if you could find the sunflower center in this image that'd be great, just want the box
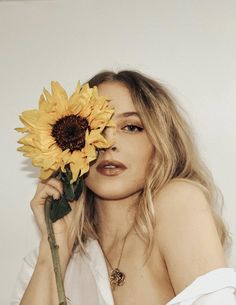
[51,115,90,152]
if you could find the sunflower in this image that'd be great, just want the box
[16,81,115,183]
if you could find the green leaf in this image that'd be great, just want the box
[50,196,72,222]
[59,166,71,180]
[64,181,74,201]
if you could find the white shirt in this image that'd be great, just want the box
[11,239,236,305]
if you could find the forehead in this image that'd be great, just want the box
[97,81,136,115]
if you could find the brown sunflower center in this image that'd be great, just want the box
[51,115,90,152]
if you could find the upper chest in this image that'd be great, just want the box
[103,233,176,305]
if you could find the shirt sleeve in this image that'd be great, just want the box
[166,267,236,305]
[10,248,38,305]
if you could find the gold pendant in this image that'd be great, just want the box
[110,268,125,288]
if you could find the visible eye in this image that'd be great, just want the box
[122,124,144,133]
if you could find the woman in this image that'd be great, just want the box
[12,70,236,305]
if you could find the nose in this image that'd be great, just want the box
[100,143,117,153]
[101,126,117,152]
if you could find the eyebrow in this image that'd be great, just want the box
[115,112,140,118]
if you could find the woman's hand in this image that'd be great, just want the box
[30,178,77,261]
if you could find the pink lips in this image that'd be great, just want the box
[96,160,127,176]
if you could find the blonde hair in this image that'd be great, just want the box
[70,70,232,259]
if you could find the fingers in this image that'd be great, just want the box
[45,178,63,195]
[40,184,61,200]
[30,178,64,208]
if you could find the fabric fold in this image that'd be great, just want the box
[166,267,236,305]
[85,239,115,305]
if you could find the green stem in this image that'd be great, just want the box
[44,198,67,305]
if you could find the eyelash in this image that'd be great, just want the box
[121,123,144,133]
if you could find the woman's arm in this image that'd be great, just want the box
[18,237,70,305]
[154,179,227,295]
[16,178,76,305]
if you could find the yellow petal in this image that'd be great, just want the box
[68,92,84,113]
[32,158,43,168]
[40,168,54,180]
[43,88,55,105]
[34,133,55,150]
[18,134,35,146]
[69,150,83,182]
[106,120,116,127]
[91,85,98,97]
[80,105,92,118]
[90,119,106,130]
[80,83,90,93]
[15,127,29,133]
[70,150,83,163]
[79,161,89,177]
[42,157,58,170]
[86,130,106,145]
[80,84,93,102]
[51,81,68,113]
[60,151,70,172]
[75,81,81,93]
[20,110,40,128]
[70,162,80,183]
[60,149,71,163]
[51,81,68,101]
[70,152,90,182]
[38,94,47,111]
[82,143,97,163]
[17,145,37,154]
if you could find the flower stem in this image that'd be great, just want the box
[44,197,67,305]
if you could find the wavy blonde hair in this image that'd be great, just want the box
[70,70,232,259]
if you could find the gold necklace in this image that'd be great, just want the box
[97,227,132,289]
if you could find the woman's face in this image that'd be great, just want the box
[84,81,154,200]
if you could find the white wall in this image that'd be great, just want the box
[1,0,236,303]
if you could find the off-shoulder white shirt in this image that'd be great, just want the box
[11,239,236,305]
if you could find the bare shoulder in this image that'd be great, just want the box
[154,179,210,217]
[153,179,227,294]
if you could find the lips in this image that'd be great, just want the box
[96,160,127,176]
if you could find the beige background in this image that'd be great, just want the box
[0,0,235,304]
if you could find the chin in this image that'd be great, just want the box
[85,182,143,201]
[87,187,128,200]
[96,193,129,201]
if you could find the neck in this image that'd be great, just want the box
[94,192,140,245]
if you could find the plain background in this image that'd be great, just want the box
[0,0,235,304]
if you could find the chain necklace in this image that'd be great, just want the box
[97,227,132,290]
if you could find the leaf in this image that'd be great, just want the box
[50,196,72,222]
[60,166,72,183]
[64,181,74,201]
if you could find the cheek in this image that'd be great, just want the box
[132,146,155,185]
[84,165,97,189]
[126,139,154,170]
